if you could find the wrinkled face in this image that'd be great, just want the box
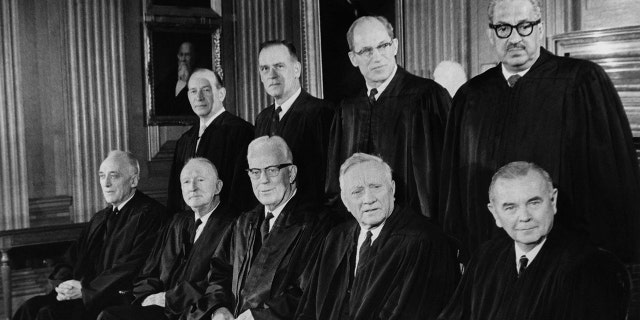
[348,19,398,87]
[99,156,138,207]
[188,77,225,119]
[180,161,222,213]
[177,42,194,68]
[489,0,543,72]
[247,146,297,211]
[340,161,395,229]
[488,171,557,252]
[258,44,301,103]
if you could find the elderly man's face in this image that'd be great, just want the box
[259,44,301,103]
[341,161,395,230]
[247,145,297,211]
[348,19,398,87]
[488,171,557,252]
[177,42,194,68]
[99,156,138,207]
[489,0,543,72]
[188,76,224,119]
[180,160,222,214]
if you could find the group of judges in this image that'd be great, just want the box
[14,0,639,319]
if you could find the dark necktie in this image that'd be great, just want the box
[518,255,529,277]
[508,74,521,87]
[270,106,282,136]
[357,231,373,272]
[368,88,378,105]
[261,212,274,244]
[105,207,119,239]
[191,218,202,244]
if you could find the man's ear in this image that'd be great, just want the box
[550,188,558,215]
[218,87,227,102]
[487,202,503,228]
[288,165,298,184]
[294,61,302,78]
[487,28,495,47]
[130,174,139,188]
[348,51,358,67]
[215,179,224,195]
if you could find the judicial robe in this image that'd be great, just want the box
[255,90,334,204]
[13,190,166,320]
[437,227,631,320]
[325,66,451,219]
[296,206,460,320]
[439,48,640,263]
[155,73,195,117]
[167,111,256,214]
[187,194,333,320]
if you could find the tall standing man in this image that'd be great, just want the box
[168,68,256,214]
[326,16,451,220]
[13,151,166,320]
[440,0,640,263]
[255,40,334,204]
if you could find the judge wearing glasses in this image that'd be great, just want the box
[325,15,451,221]
[187,135,333,320]
[440,0,640,263]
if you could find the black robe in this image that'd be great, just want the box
[187,194,333,320]
[13,190,166,320]
[255,90,334,204]
[296,206,460,320]
[155,72,195,117]
[167,111,256,214]
[325,66,451,219]
[439,48,640,263]
[437,227,631,320]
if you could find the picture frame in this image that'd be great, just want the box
[143,19,222,125]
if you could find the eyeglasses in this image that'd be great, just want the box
[489,19,541,39]
[246,163,292,179]
[352,41,394,58]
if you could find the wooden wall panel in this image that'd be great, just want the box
[0,0,29,230]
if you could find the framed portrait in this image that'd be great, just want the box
[143,20,222,125]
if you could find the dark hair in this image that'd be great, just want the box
[259,40,299,62]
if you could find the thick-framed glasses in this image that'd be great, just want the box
[246,163,292,179]
[489,19,541,39]
[353,41,394,58]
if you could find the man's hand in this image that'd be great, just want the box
[141,292,166,307]
[211,307,235,320]
[55,280,82,301]
[235,309,254,320]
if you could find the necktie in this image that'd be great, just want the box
[357,231,373,272]
[270,106,282,136]
[518,255,529,277]
[105,208,119,239]
[368,88,378,105]
[508,74,521,87]
[261,212,274,244]
[195,124,206,151]
[191,218,203,243]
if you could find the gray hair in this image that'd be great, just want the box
[339,153,393,190]
[346,16,395,50]
[105,150,140,176]
[183,157,219,179]
[488,0,542,23]
[247,135,293,163]
[488,161,553,202]
[189,68,224,89]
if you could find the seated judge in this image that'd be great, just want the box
[187,136,332,320]
[98,158,238,320]
[297,153,460,320]
[438,161,630,320]
[13,151,166,320]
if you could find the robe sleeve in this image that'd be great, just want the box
[225,124,257,213]
[168,135,190,214]
[293,239,326,320]
[436,253,479,320]
[324,104,344,206]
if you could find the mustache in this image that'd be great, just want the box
[507,43,526,50]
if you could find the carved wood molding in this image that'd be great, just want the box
[299,0,324,98]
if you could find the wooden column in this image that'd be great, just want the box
[299,0,324,98]
[66,0,129,222]
[0,0,29,231]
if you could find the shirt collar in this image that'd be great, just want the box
[501,64,530,84]
[264,189,297,222]
[114,191,136,212]
[358,220,385,245]
[275,88,302,119]
[366,64,398,100]
[194,201,219,225]
[199,107,226,133]
[514,236,547,271]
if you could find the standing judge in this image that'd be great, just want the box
[98,158,237,320]
[167,68,255,214]
[187,136,332,320]
[255,40,334,204]
[13,151,166,320]
[297,153,460,320]
[325,15,451,220]
[439,0,640,263]
[438,161,630,320]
